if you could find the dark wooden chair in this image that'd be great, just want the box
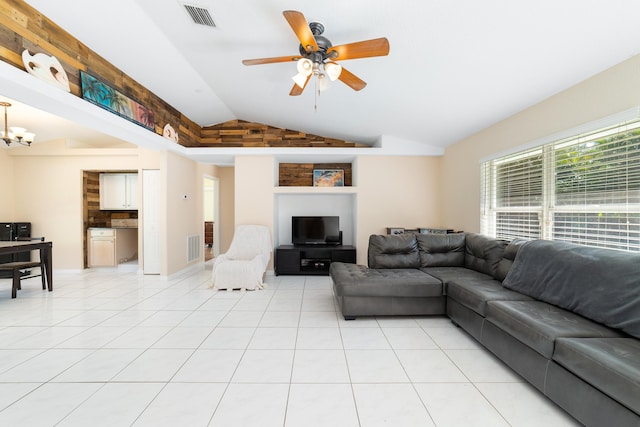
[0,237,46,298]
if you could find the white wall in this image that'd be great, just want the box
[0,149,15,220]
[233,155,443,266]
[218,167,235,253]
[203,178,214,222]
[3,140,218,275]
[10,140,147,270]
[442,54,640,234]
[234,157,275,261]
[163,151,218,275]
[275,193,356,246]
[354,156,442,264]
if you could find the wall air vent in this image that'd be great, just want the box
[183,4,216,27]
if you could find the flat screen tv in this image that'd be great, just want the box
[292,216,340,245]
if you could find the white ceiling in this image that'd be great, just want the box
[10,0,640,155]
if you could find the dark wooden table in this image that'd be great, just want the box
[0,241,53,292]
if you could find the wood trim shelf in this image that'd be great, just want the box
[273,186,357,194]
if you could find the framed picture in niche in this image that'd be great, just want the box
[313,169,344,187]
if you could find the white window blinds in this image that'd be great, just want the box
[481,119,640,252]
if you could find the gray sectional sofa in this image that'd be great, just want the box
[329,232,640,427]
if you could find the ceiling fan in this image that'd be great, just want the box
[242,10,390,96]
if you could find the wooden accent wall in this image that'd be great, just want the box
[0,0,200,145]
[200,120,365,148]
[279,163,353,187]
[0,0,368,150]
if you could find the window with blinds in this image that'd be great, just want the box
[481,118,640,252]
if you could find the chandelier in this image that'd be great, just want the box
[1,102,35,146]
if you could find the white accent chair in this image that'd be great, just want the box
[211,225,272,291]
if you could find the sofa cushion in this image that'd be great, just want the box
[367,234,420,269]
[330,262,442,297]
[493,238,527,282]
[503,240,640,339]
[416,233,465,267]
[464,233,509,276]
[485,300,622,358]
[447,279,533,316]
[421,266,493,294]
[553,338,640,415]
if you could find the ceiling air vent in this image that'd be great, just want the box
[183,4,216,27]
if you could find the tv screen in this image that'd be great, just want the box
[292,216,340,245]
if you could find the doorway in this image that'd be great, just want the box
[203,176,219,261]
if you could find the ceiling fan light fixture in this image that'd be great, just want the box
[324,62,342,81]
[318,73,332,92]
[293,57,314,88]
[296,58,313,75]
[242,10,388,96]
[292,72,309,88]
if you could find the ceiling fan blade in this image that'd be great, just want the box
[283,10,318,52]
[242,55,301,66]
[337,66,367,91]
[327,37,390,61]
[289,74,311,96]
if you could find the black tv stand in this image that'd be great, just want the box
[275,244,356,276]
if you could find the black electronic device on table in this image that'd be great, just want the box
[291,216,341,246]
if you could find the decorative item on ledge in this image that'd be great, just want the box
[386,228,405,235]
[162,123,179,142]
[80,71,155,131]
[313,169,344,187]
[386,227,457,235]
[1,102,35,146]
[419,227,455,234]
[22,50,70,92]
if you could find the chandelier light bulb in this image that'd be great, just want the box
[10,127,26,139]
[23,132,35,143]
[1,102,35,146]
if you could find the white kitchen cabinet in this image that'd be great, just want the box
[87,228,138,267]
[87,228,116,267]
[100,173,138,210]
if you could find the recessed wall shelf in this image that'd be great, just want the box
[273,186,357,194]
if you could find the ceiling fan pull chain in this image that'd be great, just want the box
[314,78,318,112]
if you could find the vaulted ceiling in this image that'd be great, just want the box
[13,0,640,155]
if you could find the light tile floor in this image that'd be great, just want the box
[0,266,581,426]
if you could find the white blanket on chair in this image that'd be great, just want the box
[210,224,272,291]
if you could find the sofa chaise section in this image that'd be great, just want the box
[331,234,444,319]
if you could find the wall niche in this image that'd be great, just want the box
[278,163,353,187]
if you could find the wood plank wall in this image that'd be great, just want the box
[0,0,367,149]
[200,120,365,148]
[0,0,200,145]
[279,163,353,187]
